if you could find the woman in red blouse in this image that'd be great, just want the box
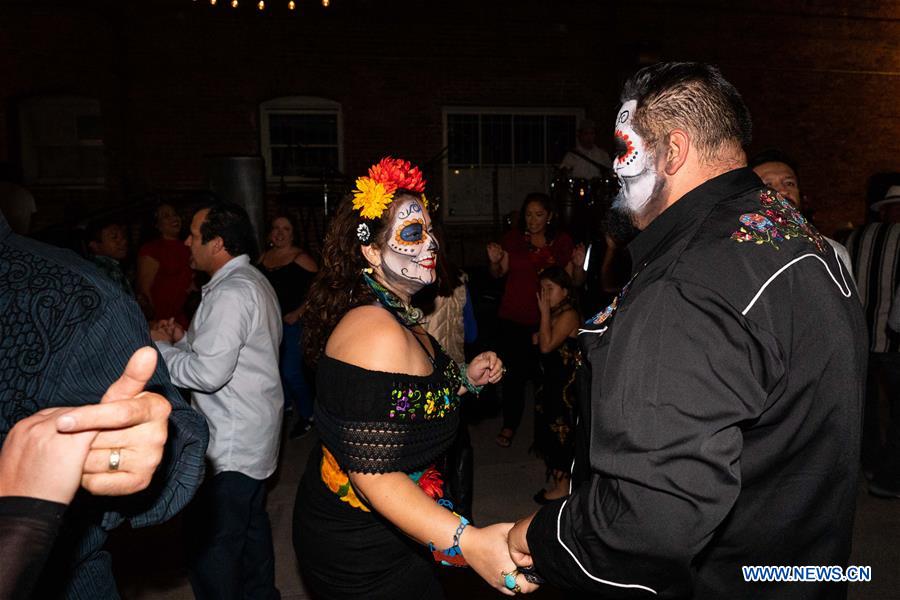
[137,203,193,329]
[486,193,583,448]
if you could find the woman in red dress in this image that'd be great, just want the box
[137,203,193,329]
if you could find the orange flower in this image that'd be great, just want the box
[368,157,426,193]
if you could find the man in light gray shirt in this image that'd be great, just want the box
[152,202,282,600]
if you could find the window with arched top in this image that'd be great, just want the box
[259,96,343,183]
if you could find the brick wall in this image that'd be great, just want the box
[0,0,897,253]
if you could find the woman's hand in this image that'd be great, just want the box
[486,242,506,265]
[459,523,540,595]
[467,351,504,387]
[0,409,98,504]
[536,289,551,317]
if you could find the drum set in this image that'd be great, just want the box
[550,165,619,243]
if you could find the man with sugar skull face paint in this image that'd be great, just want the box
[612,99,661,218]
[506,63,866,599]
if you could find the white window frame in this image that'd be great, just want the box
[441,106,584,223]
[259,96,343,185]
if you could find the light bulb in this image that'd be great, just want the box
[322,0,329,6]
[257,0,264,8]
[288,0,295,8]
[210,0,217,5]
[231,0,238,7]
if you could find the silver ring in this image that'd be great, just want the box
[108,448,121,471]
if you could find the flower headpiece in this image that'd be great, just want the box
[352,157,427,221]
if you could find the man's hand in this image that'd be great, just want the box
[0,409,98,504]
[508,512,537,569]
[150,318,184,344]
[57,347,172,496]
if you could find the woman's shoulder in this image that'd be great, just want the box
[327,306,412,372]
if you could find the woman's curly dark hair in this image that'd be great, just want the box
[302,192,419,365]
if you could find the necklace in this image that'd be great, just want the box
[362,271,424,327]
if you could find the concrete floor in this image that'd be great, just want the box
[111,395,900,599]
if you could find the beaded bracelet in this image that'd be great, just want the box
[428,514,469,568]
[462,363,484,396]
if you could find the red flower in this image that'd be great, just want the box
[368,157,426,193]
[416,466,445,499]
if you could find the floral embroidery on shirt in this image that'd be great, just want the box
[389,385,458,420]
[731,189,827,253]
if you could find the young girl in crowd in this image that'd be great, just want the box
[531,266,580,504]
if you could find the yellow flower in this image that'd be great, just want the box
[353,177,394,219]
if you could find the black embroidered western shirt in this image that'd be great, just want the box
[0,213,209,599]
[527,168,867,599]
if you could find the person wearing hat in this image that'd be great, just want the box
[559,118,612,179]
[846,178,900,499]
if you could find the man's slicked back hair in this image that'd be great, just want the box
[621,62,752,163]
[200,202,259,261]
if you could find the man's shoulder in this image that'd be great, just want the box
[673,187,843,309]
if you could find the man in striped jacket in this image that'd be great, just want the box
[846,181,900,498]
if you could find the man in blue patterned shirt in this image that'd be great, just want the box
[0,209,209,599]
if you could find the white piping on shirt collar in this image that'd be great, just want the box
[741,246,853,316]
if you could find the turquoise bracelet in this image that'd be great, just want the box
[462,363,484,396]
[428,514,469,568]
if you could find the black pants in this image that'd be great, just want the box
[187,471,280,600]
[864,352,900,486]
[498,319,539,432]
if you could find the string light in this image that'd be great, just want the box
[231,0,238,6]
[322,0,329,6]
[288,0,295,8]
[257,0,264,8]
[210,0,217,5]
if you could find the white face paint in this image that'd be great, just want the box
[380,196,438,295]
[612,99,659,216]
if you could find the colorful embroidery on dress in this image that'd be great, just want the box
[321,449,449,513]
[320,446,370,512]
[731,189,827,253]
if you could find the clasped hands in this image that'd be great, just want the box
[0,347,171,505]
[150,317,185,344]
[463,515,540,595]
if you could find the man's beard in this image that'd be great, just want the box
[608,169,667,239]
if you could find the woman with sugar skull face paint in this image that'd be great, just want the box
[294,158,537,599]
